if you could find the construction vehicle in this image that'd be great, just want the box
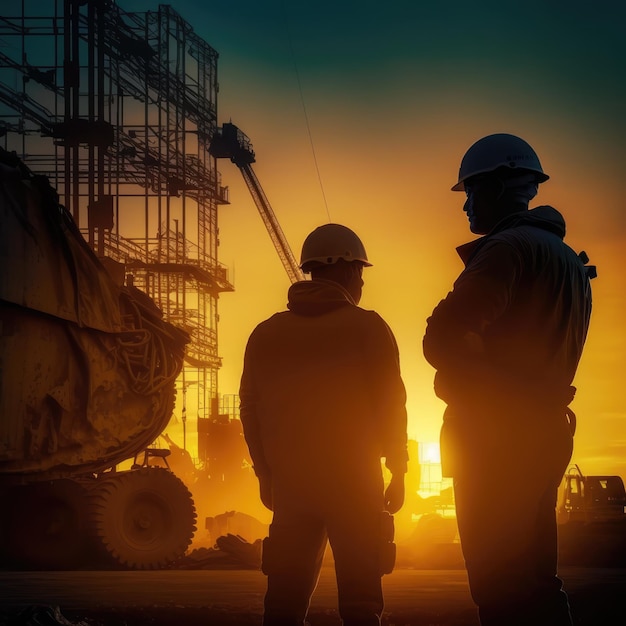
[209,122,305,284]
[0,149,197,570]
[557,464,626,567]
[0,3,307,573]
[557,464,626,524]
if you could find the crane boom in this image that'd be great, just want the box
[209,123,305,283]
[238,161,304,284]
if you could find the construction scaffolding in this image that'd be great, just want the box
[0,0,234,462]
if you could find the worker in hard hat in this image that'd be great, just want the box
[239,223,408,626]
[423,133,594,626]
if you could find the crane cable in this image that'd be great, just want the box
[280,1,332,223]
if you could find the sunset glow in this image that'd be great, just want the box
[18,0,624,483]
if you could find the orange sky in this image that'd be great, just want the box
[213,108,626,480]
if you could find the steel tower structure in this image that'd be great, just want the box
[0,0,233,461]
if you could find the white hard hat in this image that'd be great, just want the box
[299,223,371,271]
[452,133,549,191]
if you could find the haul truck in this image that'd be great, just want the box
[0,148,196,570]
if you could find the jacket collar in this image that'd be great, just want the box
[456,205,566,266]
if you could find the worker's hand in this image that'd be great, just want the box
[384,474,405,514]
[258,474,273,511]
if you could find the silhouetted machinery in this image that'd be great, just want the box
[0,148,197,570]
[557,464,626,567]
[558,464,626,524]
[209,122,305,284]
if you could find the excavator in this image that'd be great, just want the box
[0,148,197,570]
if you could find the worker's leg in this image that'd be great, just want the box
[262,510,327,626]
[454,418,573,626]
[520,479,573,626]
[457,480,572,625]
[327,507,384,626]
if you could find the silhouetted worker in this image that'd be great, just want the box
[423,133,594,626]
[239,224,408,626]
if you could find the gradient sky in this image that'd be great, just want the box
[121,1,626,477]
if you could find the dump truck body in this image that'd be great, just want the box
[0,148,196,569]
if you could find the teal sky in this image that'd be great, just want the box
[224,4,620,107]
[125,1,625,127]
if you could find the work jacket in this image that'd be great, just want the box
[239,278,408,505]
[423,205,593,420]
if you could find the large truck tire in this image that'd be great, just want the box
[90,467,196,569]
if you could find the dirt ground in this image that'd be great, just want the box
[0,565,624,626]
[2,519,625,625]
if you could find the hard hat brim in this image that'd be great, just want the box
[451,169,550,192]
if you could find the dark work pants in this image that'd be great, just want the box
[261,504,383,626]
[449,411,574,626]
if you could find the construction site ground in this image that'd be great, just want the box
[0,565,624,626]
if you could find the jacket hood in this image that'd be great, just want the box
[287,278,355,316]
[457,205,566,265]
[502,205,566,237]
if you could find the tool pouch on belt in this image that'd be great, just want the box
[379,511,396,575]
